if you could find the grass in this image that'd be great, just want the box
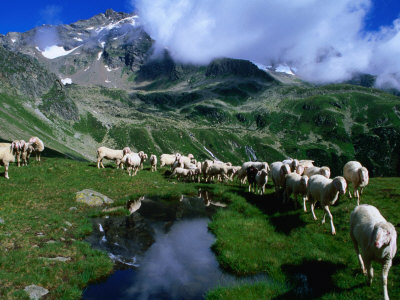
[206,178,400,299]
[1,155,399,299]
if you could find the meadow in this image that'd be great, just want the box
[0,156,399,299]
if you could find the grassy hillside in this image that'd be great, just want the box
[0,157,399,299]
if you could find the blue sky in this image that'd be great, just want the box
[0,0,399,35]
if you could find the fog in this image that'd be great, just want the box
[134,0,400,89]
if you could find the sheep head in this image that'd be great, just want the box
[372,222,397,258]
[291,159,299,171]
[296,165,305,175]
[123,147,132,156]
[359,167,369,187]
[187,153,194,160]
[333,176,347,195]
[300,175,309,188]
[320,167,331,179]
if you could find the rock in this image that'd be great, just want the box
[76,189,114,207]
[41,256,71,262]
[69,207,78,211]
[24,285,49,299]
[45,240,56,244]
[0,218,4,224]
[64,221,72,227]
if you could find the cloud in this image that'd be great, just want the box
[39,5,63,25]
[134,0,400,89]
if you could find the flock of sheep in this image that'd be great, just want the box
[96,146,397,300]
[0,137,44,179]
[0,140,396,299]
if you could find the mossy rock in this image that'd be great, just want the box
[76,189,114,207]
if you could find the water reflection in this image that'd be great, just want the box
[83,195,263,300]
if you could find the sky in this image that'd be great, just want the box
[0,0,400,88]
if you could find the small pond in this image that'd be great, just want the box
[82,191,264,299]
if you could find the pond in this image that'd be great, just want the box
[82,191,262,299]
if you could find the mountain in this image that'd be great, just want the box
[1,9,400,177]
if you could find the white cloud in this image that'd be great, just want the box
[134,0,400,89]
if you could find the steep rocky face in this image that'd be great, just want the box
[0,45,56,98]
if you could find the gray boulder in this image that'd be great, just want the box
[76,189,114,207]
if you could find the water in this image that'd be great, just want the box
[83,194,253,300]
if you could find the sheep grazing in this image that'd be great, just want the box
[307,175,347,235]
[206,163,229,183]
[122,152,142,176]
[171,167,191,181]
[254,169,269,195]
[28,136,44,161]
[282,158,299,172]
[284,173,309,210]
[160,154,176,168]
[350,204,397,300]
[270,162,292,194]
[150,154,157,172]
[21,143,33,166]
[0,144,17,179]
[138,151,148,170]
[97,146,127,169]
[343,161,369,206]
[304,166,331,179]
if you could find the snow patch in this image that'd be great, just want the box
[105,65,119,72]
[97,51,103,60]
[86,26,94,30]
[100,41,105,48]
[105,79,111,83]
[36,45,82,59]
[94,16,138,34]
[275,64,295,75]
[61,78,72,85]
[73,37,83,42]
[84,66,90,72]
[77,32,83,36]
[11,38,16,43]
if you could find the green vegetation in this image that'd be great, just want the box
[1,156,399,299]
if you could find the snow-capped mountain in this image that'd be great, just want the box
[0,9,152,89]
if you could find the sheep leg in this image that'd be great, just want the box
[310,202,317,220]
[348,188,352,198]
[303,196,307,212]
[4,163,9,179]
[356,188,360,206]
[382,258,392,300]
[323,205,335,235]
[352,238,366,275]
[366,259,373,286]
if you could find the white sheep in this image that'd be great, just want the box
[299,159,314,168]
[28,136,44,161]
[343,161,369,206]
[201,160,214,181]
[0,144,17,179]
[11,140,23,167]
[21,143,33,166]
[97,146,126,169]
[160,154,176,168]
[171,167,191,181]
[236,161,270,184]
[270,162,292,194]
[254,169,269,195]
[150,154,157,172]
[307,175,347,235]
[350,204,397,300]
[122,152,145,176]
[284,173,309,210]
[282,158,299,172]
[304,166,331,179]
[138,151,148,170]
[174,153,195,169]
[207,164,229,183]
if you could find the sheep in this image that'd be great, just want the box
[282,158,299,172]
[0,144,17,179]
[299,159,314,168]
[11,140,23,167]
[138,151,148,170]
[307,175,347,235]
[122,152,145,176]
[160,154,176,168]
[255,169,269,195]
[28,137,44,161]
[150,154,157,172]
[202,160,214,182]
[171,167,191,181]
[270,162,292,194]
[236,161,270,184]
[247,166,259,193]
[175,153,195,169]
[304,166,331,179]
[343,161,369,206]
[206,164,229,183]
[350,204,397,300]
[21,143,33,166]
[284,173,309,210]
[227,166,240,181]
[97,146,126,169]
